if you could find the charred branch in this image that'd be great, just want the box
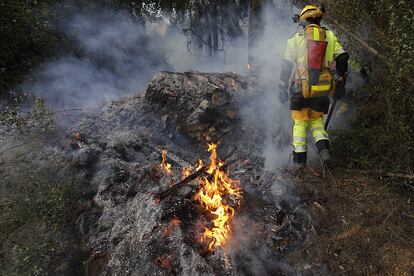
[154,148,237,201]
[147,142,192,168]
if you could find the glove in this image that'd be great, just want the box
[278,84,289,103]
[332,73,347,100]
[290,91,303,110]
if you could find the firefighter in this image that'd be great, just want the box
[279,5,349,168]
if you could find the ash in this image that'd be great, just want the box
[4,72,310,275]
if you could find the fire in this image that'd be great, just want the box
[160,150,173,176]
[181,167,191,180]
[72,132,81,140]
[171,217,181,226]
[182,158,203,179]
[196,143,242,251]
[157,144,242,251]
[196,159,204,171]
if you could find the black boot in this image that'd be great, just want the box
[316,140,333,167]
[293,151,307,169]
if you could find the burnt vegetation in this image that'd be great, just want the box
[0,0,413,275]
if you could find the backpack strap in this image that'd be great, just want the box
[295,24,332,99]
[304,24,327,42]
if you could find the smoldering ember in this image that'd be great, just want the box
[1,1,413,276]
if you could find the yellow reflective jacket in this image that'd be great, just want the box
[284,28,345,69]
[284,27,345,121]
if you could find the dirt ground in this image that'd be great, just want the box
[286,165,414,275]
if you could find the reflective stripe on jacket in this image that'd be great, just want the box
[284,30,345,67]
[284,28,345,121]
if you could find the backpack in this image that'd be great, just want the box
[295,24,334,99]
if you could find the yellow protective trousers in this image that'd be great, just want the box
[292,117,329,153]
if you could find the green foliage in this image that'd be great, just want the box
[324,0,414,172]
[0,97,54,135]
[0,168,77,234]
[348,1,414,172]
[0,0,249,96]
[0,165,80,275]
[0,98,79,274]
[0,0,61,95]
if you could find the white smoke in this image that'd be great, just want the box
[239,1,299,169]
[22,1,301,171]
[25,5,248,108]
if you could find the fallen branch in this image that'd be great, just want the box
[382,172,414,181]
[324,15,414,85]
[0,141,38,155]
[155,164,206,201]
[154,147,237,201]
[155,159,237,201]
[344,169,414,181]
[353,182,390,201]
[147,142,192,168]
[324,16,391,68]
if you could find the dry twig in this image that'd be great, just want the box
[344,168,414,181]
[353,182,390,201]
[0,141,38,155]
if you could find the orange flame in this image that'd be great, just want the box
[72,132,81,140]
[196,143,242,251]
[160,150,173,176]
[157,144,242,251]
[196,159,204,171]
[182,167,191,180]
[171,217,181,226]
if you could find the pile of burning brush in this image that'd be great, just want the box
[156,143,243,252]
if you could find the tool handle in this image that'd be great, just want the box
[325,98,338,130]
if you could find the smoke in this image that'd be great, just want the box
[20,0,361,168]
[227,215,300,275]
[22,0,298,168]
[3,2,365,274]
[240,0,364,169]
[24,5,248,109]
[26,8,167,107]
[19,1,301,175]
[23,1,307,175]
[239,1,298,170]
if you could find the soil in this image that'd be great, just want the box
[286,166,414,275]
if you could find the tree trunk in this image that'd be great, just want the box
[248,0,264,67]
[212,1,219,55]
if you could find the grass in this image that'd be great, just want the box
[0,164,81,275]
